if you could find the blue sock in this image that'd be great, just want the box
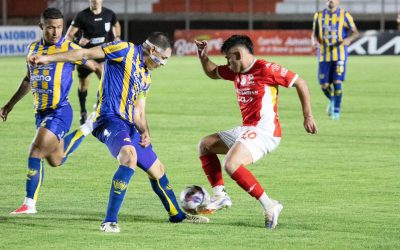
[62,129,85,165]
[333,83,343,113]
[322,86,333,101]
[104,165,134,223]
[149,174,186,223]
[26,157,44,201]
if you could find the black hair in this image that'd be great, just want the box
[221,35,254,55]
[147,32,172,51]
[41,8,63,20]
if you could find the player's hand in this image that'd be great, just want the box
[311,42,319,51]
[79,37,90,46]
[139,131,151,148]
[342,38,351,46]
[29,55,50,66]
[304,116,317,134]
[0,104,13,122]
[194,40,208,59]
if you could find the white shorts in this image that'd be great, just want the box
[218,126,281,163]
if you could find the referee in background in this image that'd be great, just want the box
[66,0,121,124]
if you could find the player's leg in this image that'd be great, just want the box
[93,117,136,233]
[77,66,91,125]
[331,60,346,120]
[198,133,231,210]
[319,61,334,116]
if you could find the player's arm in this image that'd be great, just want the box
[29,46,106,66]
[0,68,31,121]
[113,21,121,41]
[292,76,318,134]
[134,97,151,147]
[342,25,359,46]
[82,59,103,79]
[195,40,219,79]
[311,13,320,51]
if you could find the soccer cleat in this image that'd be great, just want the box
[80,111,96,136]
[184,214,210,224]
[80,112,87,125]
[331,112,340,120]
[264,200,283,229]
[10,204,37,215]
[326,100,335,117]
[100,222,120,233]
[199,192,232,214]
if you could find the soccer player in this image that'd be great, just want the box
[30,32,210,233]
[195,35,318,229]
[311,0,359,120]
[0,8,100,215]
[66,0,121,124]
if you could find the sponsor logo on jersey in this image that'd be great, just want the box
[31,88,53,94]
[237,89,258,95]
[123,137,131,142]
[281,68,288,77]
[238,96,254,104]
[30,75,52,82]
[239,74,255,86]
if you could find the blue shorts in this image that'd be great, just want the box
[92,115,158,171]
[35,104,73,141]
[318,60,346,84]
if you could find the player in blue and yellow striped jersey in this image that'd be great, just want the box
[0,8,101,215]
[30,32,210,232]
[312,0,359,120]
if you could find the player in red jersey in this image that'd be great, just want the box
[195,35,317,229]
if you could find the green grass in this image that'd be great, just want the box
[0,55,399,249]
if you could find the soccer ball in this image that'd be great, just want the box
[180,185,210,214]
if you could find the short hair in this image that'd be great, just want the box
[41,8,63,21]
[221,35,254,55]
[147,32,172,51]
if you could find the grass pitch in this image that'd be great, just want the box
[0,55,399,249]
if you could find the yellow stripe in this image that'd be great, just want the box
[338,9,345,60]
[103,42,129,55]
[332,12,338,61]
[324,12,331,62]
[95,76,104,119]
[26,42,37,61]
[63,130,83,157]
[51,42,68,108]
[157,179,179,216]
[33,43,44,110]
[33,160,44,201]
[119,45,134,118]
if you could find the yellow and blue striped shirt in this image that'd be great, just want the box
[97,41,151,124]
[313,8,356,62]
[27,37,85,112]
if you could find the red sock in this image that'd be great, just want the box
[200,154,224,187]
[230,165,265,199]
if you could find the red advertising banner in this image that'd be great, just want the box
[174,30,313,56]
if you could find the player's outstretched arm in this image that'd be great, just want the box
[0,69,31,122]
[293,77,318,134]
[29,46,106,66]
[194,40,219,79]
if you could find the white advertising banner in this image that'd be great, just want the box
[0,26,42,57]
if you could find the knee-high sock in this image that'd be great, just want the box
[333,83,343,113]
[200,154,224,187]
[230,165,264,199]
[62,129,85,165]
[104,165,134,223]
[26,157,44,202]
[322,85,333,101]
[78,89,87,114]
[149,174,185,223]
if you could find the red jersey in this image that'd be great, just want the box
[217,59,298,137]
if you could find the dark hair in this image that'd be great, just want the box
[221,35,254,55]
[147,32,172,51]
[41,8,63,20]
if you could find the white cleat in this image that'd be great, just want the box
[184,214,210,224]
[10,204,37,215]
[199,192,232,214]
[264,200,283,229]
[80,111,96,136]
[100,222,120,233]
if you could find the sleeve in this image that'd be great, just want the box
[312,12,318,34]
[101,41,130,61]
[68,42,87,65]
[111,11,117,26]
[70,12,81,28]
[344,12,356,30]
[264,62,298,88]
[216,65,235,81]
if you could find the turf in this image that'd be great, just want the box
[0,55,399,249]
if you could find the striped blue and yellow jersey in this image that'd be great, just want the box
[96,41,151,124]
[313,8,356,62]
[26,37,86,112]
